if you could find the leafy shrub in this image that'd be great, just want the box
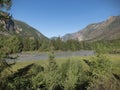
[87,55,120,90]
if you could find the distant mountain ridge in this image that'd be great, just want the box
[62,15,120,41]
[0,11,47,40]
[14,20,48,40]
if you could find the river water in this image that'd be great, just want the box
[8,50,95,62]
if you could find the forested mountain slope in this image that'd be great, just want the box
[0,11,49,52]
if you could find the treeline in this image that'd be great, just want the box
[50,37,120,54]
[0,35,120,54]
[0,54,120,90]
[0,35,47,54]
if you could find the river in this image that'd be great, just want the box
[8,50,95,62]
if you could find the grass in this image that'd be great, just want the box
[105,54,120,75]
[1,54,119,90]
[11,54,120,72]
[7,54,120,84]
[5,53,118,78]
[10,56,90,72]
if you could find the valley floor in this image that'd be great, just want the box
[11,53,120,73]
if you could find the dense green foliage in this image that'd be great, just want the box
[0,1,120,89]
[50,38,120,54]
[0,35,120,53]
[1,20,120,90]
[0,35,48,53]
[0,54,120,90]
[0,36,22,53]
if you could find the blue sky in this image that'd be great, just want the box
[10,0,120,38]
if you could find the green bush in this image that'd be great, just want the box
[0,54,120,90]
[87,55,120,90]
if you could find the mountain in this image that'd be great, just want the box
[0,11,47,40]
[51,36,58,40]
[14,20,48,40]
[62,15,120,41]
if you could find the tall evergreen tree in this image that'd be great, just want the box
[0,0,12,10]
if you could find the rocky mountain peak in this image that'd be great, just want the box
[0,11,48,40]
[0,11,15,32]
[62,15,120,41]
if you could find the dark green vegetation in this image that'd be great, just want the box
[1,34,120,54]
[0,0,120,90]
[0,54,120,90]
[0,12,48,52]
[0,2,120,53]
[50,37,120,54]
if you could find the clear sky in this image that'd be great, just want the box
[10,0,120,38]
